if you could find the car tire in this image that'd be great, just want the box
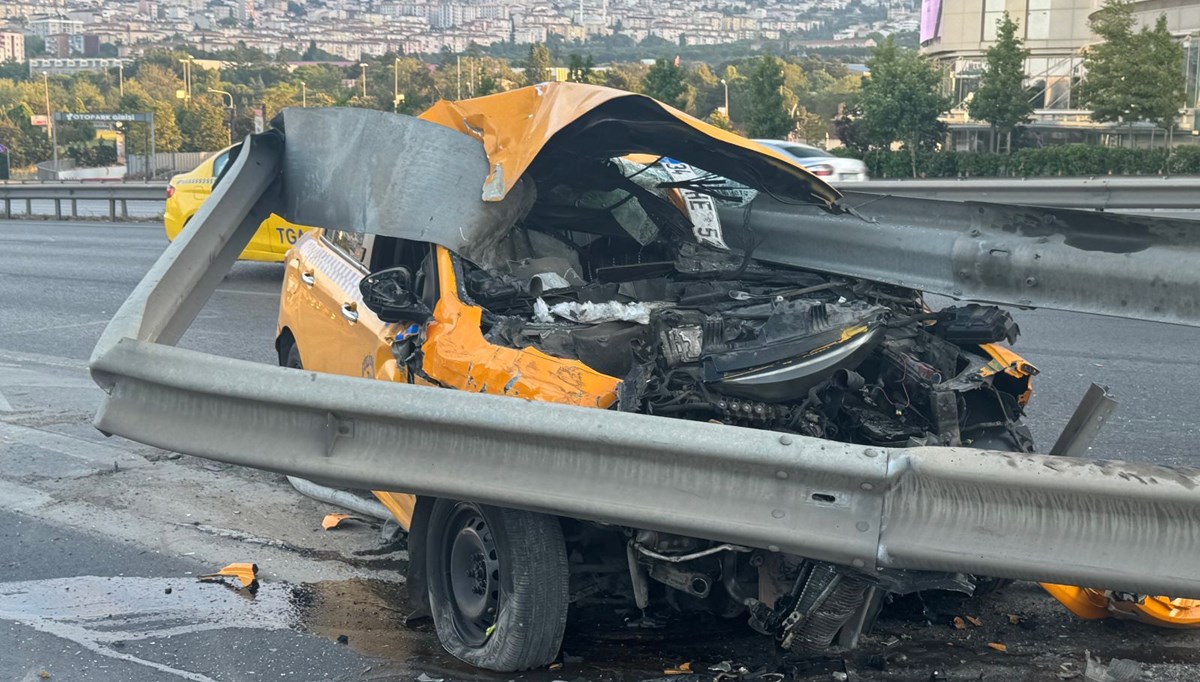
[283,342,302,369]
[425,499,568,672]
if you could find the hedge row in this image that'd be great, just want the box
[831,145,1200,178]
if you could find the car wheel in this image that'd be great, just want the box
[284,342,302,369]
[425,499,568,672]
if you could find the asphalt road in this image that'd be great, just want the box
[1,219,1199,681]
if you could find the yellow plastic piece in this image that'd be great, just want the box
[199,562,259,589]
[1041,584,1111,619]
[321,513,358,530]
[978,343,1038,406]
[1109,596,1200,628]
[1042,584,1200,628]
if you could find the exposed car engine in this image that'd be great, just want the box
[414,155,1036,651]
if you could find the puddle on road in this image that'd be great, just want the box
[0,574,762,682]
[0,576,306,681]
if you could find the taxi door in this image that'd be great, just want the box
[294,229,392,379]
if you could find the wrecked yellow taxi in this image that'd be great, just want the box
[262,84,1197,672]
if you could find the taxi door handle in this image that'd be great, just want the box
[341,302,359,324]
[300,271,315,287]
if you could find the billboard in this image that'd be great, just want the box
[920,0,943,44]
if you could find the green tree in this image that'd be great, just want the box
[858,37,951,176]
[969,12,1032,153]
[644,58,686,108]
[1079,0,1138,143]
[178,100,229,150]
[566,54,594,83]
[747,55,792,138]
[120,85,182,162]
[603,62,648,93]
[524,43,551,85]
[1139,15,1186,143]
[705,109,734,131]
[133,63,185,102]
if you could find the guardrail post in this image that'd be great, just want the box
[109,198,116,221]
[54,198,62,220]
[70,198,78,218]
[3,198,10,219]
[121,199,128,219]
[24,198,30,215]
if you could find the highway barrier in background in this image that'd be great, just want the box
[0,181,166,220]
[853,176,1200,210]
[8,176,1200,222]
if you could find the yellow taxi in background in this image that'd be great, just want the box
[164,146,312,262]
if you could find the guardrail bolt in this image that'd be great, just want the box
[851,559,866,568]
[778,435,793,445]
[771,509,786,519]
[969,228,981,237]
[776,470,789,480]
[863,448,879,458]
[1025,276,1038,287]
[860,482,874,491]
[856,522,870,532]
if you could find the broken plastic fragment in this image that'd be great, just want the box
[664,662,693,675]
[987,642,1008,652]
[322,513,363,530]
[966,615,983,627]
[198,562,258,589]
[1084,651,1141,682]
[952,616,966,630]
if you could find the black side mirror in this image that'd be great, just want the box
[359,266,432,323]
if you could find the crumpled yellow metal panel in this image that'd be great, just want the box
[417,82,840,206]
[1043,584,1200,628]
[420,247,621,408]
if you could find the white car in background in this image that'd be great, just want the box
[754,139,870,184]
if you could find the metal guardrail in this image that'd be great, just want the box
[89,128,1200,599]
[6,176,1200,221]
[854,176,1200,209]
[719,191,1200,328]
[0,182,166,220]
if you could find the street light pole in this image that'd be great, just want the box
[42,71,52,139]
[359,63,368,98]
[301,81,307,107]
[178,56,195,102]
[393,57,399,110]
[117,63,124,97]
[208,88,234,145]
[720,78,729,118]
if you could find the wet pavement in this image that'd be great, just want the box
[2,220,1200,680]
